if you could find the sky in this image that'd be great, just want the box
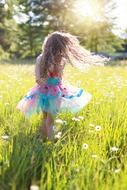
[12,0,127,37]
[113,0,127,35]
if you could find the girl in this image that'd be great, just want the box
[17,31,106,140]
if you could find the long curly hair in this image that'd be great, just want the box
[40,31,107,78]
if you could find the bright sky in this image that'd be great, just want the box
[73,0,127,36]
[114,0,127,30]
[12,0,127,36]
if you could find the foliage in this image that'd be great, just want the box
[0,0,125,59]
[0,0,19,58]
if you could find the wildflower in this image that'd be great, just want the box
[72,117,80,121]
[30,185,39,190]
[92,154,98,158]
[110,146,119,152]
[55,119,64,124]
[95,125,102,131]
[89,123,94,127]
[114,168,120,173]
[55,131,62,139]
[82,143,88,149]
[78,116,84,120]
[53,125,57,131]
[1,135,9,140]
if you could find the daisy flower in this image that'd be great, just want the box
[110,146,119,152]
[82,143,88,149]
[95,125,102,131]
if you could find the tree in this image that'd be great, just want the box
[0,0,19,59]
[0,0,125,59]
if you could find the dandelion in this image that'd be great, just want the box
[72,117,80,121]
[1,135,9,140]
[55,131,62,139]
[82,143,88,149]
[30,185,39,190]
[89,123,94,127]
[110,146,119,152]
[95,125,102,131]
[55,119,64,124]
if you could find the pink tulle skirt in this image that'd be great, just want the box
[17,77,92,117]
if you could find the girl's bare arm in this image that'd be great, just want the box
[35,55,47,85]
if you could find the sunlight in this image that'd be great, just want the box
[73,0,100,21]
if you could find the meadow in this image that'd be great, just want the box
[0,61,127,190]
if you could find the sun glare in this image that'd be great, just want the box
[74,0,100,21]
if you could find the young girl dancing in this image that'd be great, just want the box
[17,31,106,140]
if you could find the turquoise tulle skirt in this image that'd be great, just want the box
[17,77,92,117]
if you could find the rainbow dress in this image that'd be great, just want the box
[17,63,92,117]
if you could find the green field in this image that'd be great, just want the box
[0,62,127,190]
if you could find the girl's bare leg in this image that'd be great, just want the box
[40,111,48,138]
[46,113,54,140]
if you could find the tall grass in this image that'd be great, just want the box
[0,62,127,190]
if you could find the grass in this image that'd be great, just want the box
[0,61,127,190]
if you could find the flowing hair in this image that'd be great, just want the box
[40,31,108,78]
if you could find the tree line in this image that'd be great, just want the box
[0,0,126,60]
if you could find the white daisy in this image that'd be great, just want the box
[95,125,102,131]
[110,146,119,151]
[55,119,64,124]
[30,185,39,190]
[55,131,62,139]
[72,117,80,121]
[114,168,120,173]
[1,135,9,140]
[78,116,84,120]
[89,123,95,127]
[82,143,88,149]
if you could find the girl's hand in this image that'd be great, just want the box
[36,78,45,86]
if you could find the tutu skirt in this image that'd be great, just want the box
[17,77,92,117]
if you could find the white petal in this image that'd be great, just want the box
[1,135,9,140]
[30,185,39,190]
[82,143,88,149]
[78,116,84,120]
[95,125,102,131]
[110,146,119,151]
[55,119,64,124]
[89,123,94,127]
